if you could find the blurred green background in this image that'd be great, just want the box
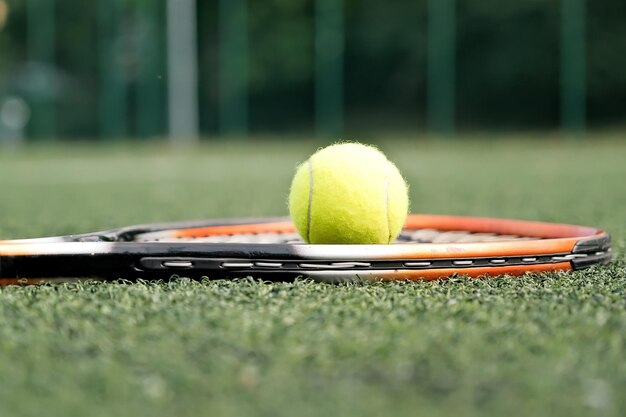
[1,0,624,143]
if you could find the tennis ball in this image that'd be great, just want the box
[288,142,409,244]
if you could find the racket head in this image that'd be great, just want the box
[0,214,612,283]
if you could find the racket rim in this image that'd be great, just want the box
[0,214,611,282]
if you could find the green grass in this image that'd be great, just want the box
[0,135,624,417]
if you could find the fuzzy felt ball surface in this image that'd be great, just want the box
[288,142,409,244]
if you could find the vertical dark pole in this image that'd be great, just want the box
[315,0,344,139]
[97,0,128,139]
[218,0,248,137]
[427,0,455,134]
[137,0,164,138]
[26,0,56,140]
[561,0,586,134]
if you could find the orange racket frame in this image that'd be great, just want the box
[0,214,611,284]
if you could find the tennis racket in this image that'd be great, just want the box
[0,214,611,284]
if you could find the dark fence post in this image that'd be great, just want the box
[26,0,56,140]
[315,0,344,139]
[218,0,248,137]
[137,0,164,139]
[427,0,455,135]
[561,0,586,134]
[97,0,128,139]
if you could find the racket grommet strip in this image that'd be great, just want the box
[254,262,283,268]
[161,260,194,269]
[403,261,432,267]
[0,214,611,282]
[221,262,255,268]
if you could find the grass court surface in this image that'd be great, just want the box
[0,135,624,417]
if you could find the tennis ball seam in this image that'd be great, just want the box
[306,158,313,243]
[384,163,391,243]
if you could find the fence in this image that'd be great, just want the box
[0,0,598,143]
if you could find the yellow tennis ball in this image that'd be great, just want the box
[288,142,409,244]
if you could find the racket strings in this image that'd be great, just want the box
[399,229,535,243]
[133,229,537,244]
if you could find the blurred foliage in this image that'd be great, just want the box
[0,0,625,138]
